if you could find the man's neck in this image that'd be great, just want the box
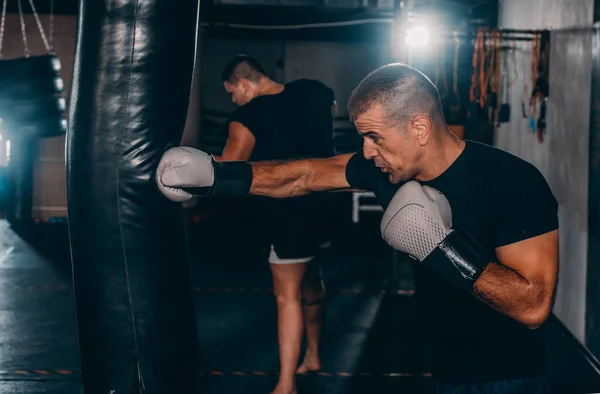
[256,78,284,97]
[416,129,466,181]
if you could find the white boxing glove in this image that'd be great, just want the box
[155,146,252,202]
[381,181,490,292]
[156,147,215,202]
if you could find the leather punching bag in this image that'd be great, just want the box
[66,1,201,393]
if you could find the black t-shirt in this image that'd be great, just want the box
[345,140,559,384]
[230,78,336,161]
[230,79,337,225]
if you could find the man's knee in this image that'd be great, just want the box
[302,284,325,306]
[273,284,303,305]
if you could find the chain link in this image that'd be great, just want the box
[50,0,54,49]
[18,0,29,57]
[28,0,50,52]
[0,0,7,57]
[0,0,55,58]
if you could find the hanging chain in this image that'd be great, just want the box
[0,0,7,57]
[49,0,54,49]
[0,0,54,58]
[18,0,29,57]
[28,0,51,52]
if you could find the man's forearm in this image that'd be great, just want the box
[249,160,313,198]
[472,263,549,328]
[248,154,353,198]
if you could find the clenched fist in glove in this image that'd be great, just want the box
[380,181,490,292]
[155,146,252,202]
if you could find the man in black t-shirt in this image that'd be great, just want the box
[157,63,559,394]
[216,55,337,394]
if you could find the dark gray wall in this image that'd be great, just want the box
[497,0,594,344]
[587,0,600,362]
[199,38,392,118]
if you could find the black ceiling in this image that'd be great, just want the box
[7,0,497,18]
[5,0,497,41]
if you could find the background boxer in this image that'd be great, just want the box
[217,55,337,394]
[157,63,559,394]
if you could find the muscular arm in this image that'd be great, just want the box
[472,229,559,329]
[249,154,359,198]
[215,121,256,162]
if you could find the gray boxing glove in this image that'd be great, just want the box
[155,146,252,202]
[381,181,489,292]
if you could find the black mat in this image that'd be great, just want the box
[0,219,598,394]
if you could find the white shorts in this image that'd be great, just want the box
[268,241,332,265]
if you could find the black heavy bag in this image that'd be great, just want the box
[0,54,67,140]
[0,54,61,83]
[66,0,201,393]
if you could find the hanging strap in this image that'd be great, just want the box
[478,28,487,107]
[469,28,481,104]
[492,33,502,125]
[480,29,496,109]
[521,41,530,118]
[502,47,510,104]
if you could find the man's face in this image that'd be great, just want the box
[354,105,428,184]
[224,80,255,106]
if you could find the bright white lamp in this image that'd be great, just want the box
[406,25,430,48]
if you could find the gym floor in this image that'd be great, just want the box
[0,213,599,394]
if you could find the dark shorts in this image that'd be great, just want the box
[431,376,550,394]
[268,215,332,264]
[256,195,337,264]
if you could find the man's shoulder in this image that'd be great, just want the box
[467,140,544,180]
[231,98,268,120]
[229,101,265,131]
[287,78,333,94]
[466,141,554,203]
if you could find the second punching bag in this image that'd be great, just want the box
[66,1,201,393]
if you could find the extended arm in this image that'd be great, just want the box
[249,154,356,198]
[472,230,558,329]
[156,146,361,202]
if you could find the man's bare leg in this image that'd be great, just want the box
[297,259,326,374]
[270,262,307,394]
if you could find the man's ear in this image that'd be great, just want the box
[239,79,251,92]
[411,116,432,146]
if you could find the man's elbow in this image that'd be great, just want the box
[520,298,553,330]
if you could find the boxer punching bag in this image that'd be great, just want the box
[66,0,201,393]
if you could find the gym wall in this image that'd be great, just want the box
[496,0,594,348]
[587,0,600,365]
[282,41,391,117]
[200,38,394,118]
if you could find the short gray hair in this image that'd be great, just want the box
[348,63,444,127]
